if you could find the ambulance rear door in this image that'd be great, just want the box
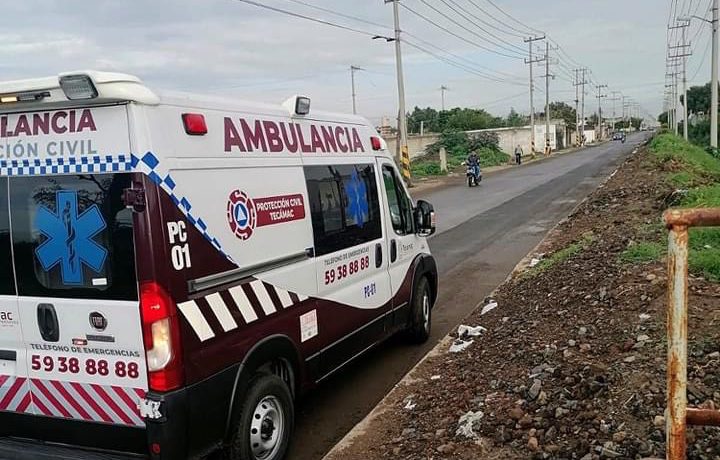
[2,105,148,435]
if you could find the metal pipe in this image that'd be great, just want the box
[665,208,720,227]
[686,408,720,426]
[666,223,689,460]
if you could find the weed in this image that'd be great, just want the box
[621,241,666,264]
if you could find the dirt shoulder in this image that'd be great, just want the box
[324,139,720,460]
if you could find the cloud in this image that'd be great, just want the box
[1,0,668,119]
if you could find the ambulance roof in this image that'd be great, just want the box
[0,70,371,126]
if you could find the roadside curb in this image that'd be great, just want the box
[322,137,639,460]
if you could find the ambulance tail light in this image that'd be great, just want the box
[59,75,98,100]
[140,282,184,392]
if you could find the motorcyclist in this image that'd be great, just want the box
[466,152,480,180]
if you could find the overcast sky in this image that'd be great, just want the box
[1,1,708,124]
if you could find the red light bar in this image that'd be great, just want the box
[182,113,207,136]
[371,136,382,151]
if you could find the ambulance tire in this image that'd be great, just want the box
[407,276,432,343]
[227,373,294,460]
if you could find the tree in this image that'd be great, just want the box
[407,107,440,134]
[548,102,577,129]
[505,108,526,127]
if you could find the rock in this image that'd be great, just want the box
[509,406,525,421]
[653,415,665,428]
[600,442,621,458]
[455,411,484,439]
[527,436,539,451]
[436,443,456,454]
[545,425,557,439]
[599,287,608,301]
[580,454,593,460]
[519,414,533,428]
[579,326,588,336]
[563,349,573,358]
[401,428,416,437]
[435,428,447,438]
[640,294,649,301]
[555,407,569,418]
[646,274,657,281]
[599,420,610,433]
[622,338,635,351]
[612,431,627,443]
[708,351,720,359]
[580,343,592,352]
[392,447,401,455]
[528,379,542,400]
[537,391,548,406]
[637,334,650,342]
[568,339,577,347]
[624,356,636,363]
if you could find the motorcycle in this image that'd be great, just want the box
[466,165,482,187]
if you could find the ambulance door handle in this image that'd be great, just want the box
[375,243,383,268]
[390,240,397,263]
[37,303,60,343]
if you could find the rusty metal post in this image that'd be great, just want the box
[666,223,689,460]
[663,207,720,460]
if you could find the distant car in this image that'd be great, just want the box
[612,132,625,141]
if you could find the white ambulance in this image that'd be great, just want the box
[0,71,438,459]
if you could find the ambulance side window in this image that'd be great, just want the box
[382,166,414,235]
[0,178,14,295]
[305,164,382,256]
[9,174,137,301]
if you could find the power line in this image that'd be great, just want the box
[231,0,380,37]
[482,0,544,36]
[443,0,526,41]
[403,31,524,80]
[404,40,526,85]
[415,0,526,57]
[401,2,524,60]
[279,0,393,30]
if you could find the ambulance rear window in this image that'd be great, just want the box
[9,174,137,301]
[305,163,382,256]
[0,179,14,295]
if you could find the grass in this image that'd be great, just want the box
[525,234,595,278]
[650,133,720,281]
[410,147,510,178]
[650,133,720,185]
[621,241,666,264]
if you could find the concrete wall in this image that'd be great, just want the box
[384,134,440,160]
[385,121,568,159]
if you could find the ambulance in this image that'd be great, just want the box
[0,71,438,459]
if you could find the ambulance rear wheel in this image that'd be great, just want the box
[227,374,294,460]
[407,276,432,343]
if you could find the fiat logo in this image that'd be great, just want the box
[89,311,107,332]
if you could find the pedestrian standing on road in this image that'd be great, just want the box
[514,144,523,165]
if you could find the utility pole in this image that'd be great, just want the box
[350,65,363,115]
[610,91,622,132]
[622,96,632,131]
[542,41,557,155]
[712,0,718,148]
[386,0,411,184]
[524,35,545,155]
[669,20,692,140]
[595,84,607,139]
[580,68,587,144]
[440,85,449,111]
[574,69,580,145]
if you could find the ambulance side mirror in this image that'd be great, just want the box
[414,200,435,237]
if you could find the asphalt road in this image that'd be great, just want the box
[288,133,652,460]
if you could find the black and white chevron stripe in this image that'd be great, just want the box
[177,280,309,342]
